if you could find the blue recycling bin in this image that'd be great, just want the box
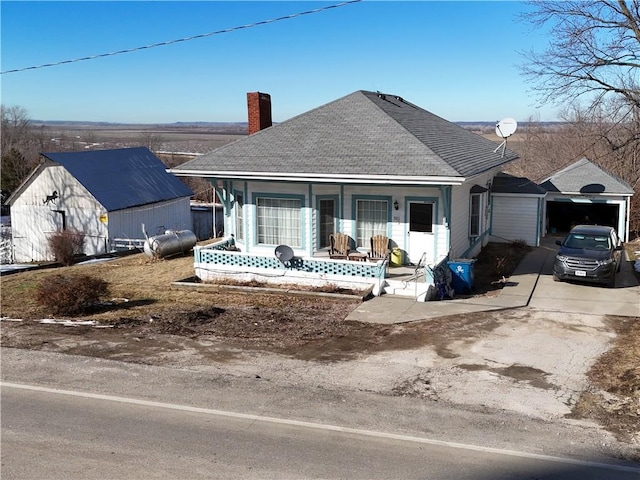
[447,259,475,294]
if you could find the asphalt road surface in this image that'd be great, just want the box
[3,381,639,480]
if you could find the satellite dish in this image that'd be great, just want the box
[495,118,517,138]
[494,117,517,157]
[274,245,294,264]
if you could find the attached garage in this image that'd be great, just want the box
[540,158,634,242]
[490,173,546,247]
[545,201,620,234]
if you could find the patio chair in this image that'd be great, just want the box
[368,234,391,263]
[329,233,350,259]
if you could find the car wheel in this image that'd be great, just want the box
[607,277,616,288]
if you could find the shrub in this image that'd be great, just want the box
[512,239,530,250]
[35,274,109,316]
[47,230,85,266]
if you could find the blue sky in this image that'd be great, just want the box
[1,1,556,123]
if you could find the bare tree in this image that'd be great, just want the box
[520,0,640,111]
[1,105,41,196]
[508,104,640,234]
[518,1,640,235]
[138,130,164,152]
[1,105,32,154]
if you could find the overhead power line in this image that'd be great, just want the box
[1,0,362,75]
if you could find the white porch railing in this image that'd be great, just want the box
[194,237,388,295]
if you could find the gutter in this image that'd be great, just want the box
[170,169,464,186]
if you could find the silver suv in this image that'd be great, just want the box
[553,225,623,287]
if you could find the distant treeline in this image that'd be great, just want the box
[30,120,566,137]
[34,120,565,128]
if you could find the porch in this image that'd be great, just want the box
[193,237,445,300]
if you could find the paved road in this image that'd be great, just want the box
[3,383,639,480]
[2,350,639,479]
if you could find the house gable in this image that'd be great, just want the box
[11,164,102,211]
[540,158,634,195]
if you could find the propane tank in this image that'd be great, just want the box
[143,230,197,258]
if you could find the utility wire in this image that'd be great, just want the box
[1,0,362,75]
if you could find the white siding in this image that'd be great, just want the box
[108,198,192,243]
[449,184,470,259]
[449,170,498,259]
[11,166,107,262]
[12,204,64,262]
[491,195,540,246]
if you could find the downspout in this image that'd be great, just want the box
[488,192,493,237]
[213,180,226,237]
[536,196,542,247]
[308,183,313,256]
[439,185,452,259]
[211,182,219,239]
[624,195,631,243]
[340,184,345,233]
[214,180,228,213]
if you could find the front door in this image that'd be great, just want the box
[318,198,336,249]
[408,202,433,264]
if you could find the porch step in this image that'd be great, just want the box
[383,278,432,301]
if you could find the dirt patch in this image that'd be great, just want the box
[471,241,531,295]
[1,306,501,363]
[569,317,640,443]
[458,364,557,390]
[392,372,439,400]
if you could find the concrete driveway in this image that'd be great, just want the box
[529,239,640,317]
[347,238,639,324]
[340,239,639,424]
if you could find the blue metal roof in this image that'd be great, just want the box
[41,147,193,212]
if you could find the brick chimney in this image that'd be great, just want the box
[247,92,272,135]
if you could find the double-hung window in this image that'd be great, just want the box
[469,193,482,237]
[256,196,302,247]
[355,198,388,248]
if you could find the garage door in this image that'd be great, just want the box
[546,201,619,235]
[491,196,540,246]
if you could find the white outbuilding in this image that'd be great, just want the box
[8,147,193,262]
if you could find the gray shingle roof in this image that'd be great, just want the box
[492,172,546,195]
[173,90,518,181]
[41,147,193,211]
[540,158,634,195]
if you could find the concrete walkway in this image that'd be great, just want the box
[346,240,639,324]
